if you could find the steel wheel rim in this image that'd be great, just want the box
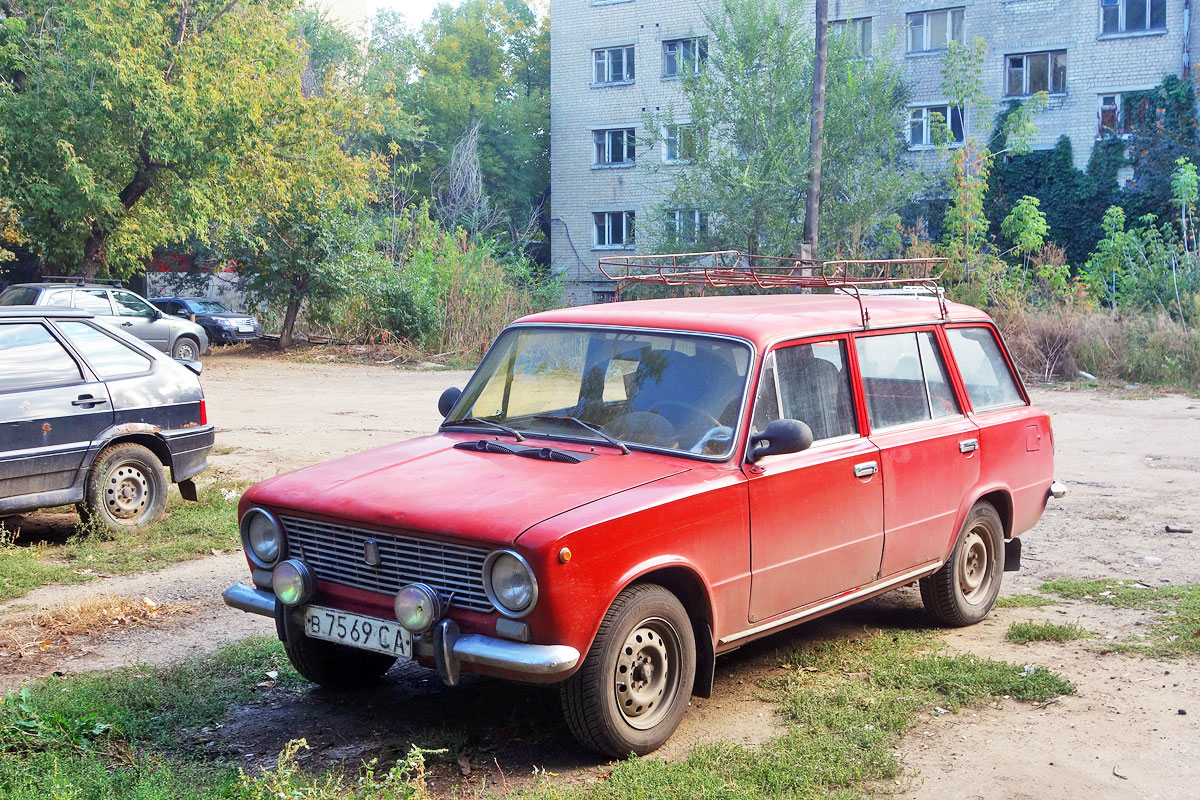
[176,341,196,360]
[613,617,683,730]
[958,528,993,604]
[106,463,150,520]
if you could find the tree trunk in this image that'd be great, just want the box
[279,291,302,349]
[80,226,109,278]
[802,0,829,261]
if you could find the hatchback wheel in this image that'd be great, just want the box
[78,443,169,532]
[171,336,199,361]
[920,501,1005,626]
[561,583,696,757]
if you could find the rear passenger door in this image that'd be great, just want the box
[854,329,980,577]
[745,337,884,622]
[0,322,113,500]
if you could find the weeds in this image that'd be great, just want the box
[1041,578,1200,656]
[996,594,1059,608]
[1006,621,1092,643]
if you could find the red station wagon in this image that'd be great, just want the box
[223,254,1066,757]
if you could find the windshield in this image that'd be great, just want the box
[187,300,230,314]
[447,326,752,458]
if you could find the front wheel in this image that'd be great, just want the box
[560,583,696,757]
[920,502,1005,626]
[78,442,169,532]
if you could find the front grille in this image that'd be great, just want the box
[280,515,492,612]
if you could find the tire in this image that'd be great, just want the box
[560,583,696,757]
[171,336,200,361]
[78,442,169,533]
[277,605,396,689]
[920,502,1005,626]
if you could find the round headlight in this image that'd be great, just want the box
[241,508,282,567]
[394,583,442,633]
[484,550,537,617]
[272,559,315,607]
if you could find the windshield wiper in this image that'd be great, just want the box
[532,415,630,455]
[443,416,525,442]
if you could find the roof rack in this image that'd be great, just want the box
[597,250,949,328]
[41,276,125,288]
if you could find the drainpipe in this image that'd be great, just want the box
[1185,0,1192,76]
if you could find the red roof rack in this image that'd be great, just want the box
[597,250,949,329]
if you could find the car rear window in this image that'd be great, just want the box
[945,327,1024,410]
[0,323,82,391]
[856,331,961,430]
[57,321,152,379]
[0,287,39,306]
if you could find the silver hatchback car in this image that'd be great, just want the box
[0,279,209,360]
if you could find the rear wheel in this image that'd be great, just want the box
[277,605,395,689]
[78,442,168,533]
[920,502,1005,626]
[171,336,200,361]
[560,583,696,757]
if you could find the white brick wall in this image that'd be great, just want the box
[551,0,1191,303]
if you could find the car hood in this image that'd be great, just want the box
[201,312,256,321]
[245,434,690,546]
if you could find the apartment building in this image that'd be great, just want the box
[549,0,1196,304]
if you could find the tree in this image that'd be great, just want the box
[0,0,369,277]
[646,0,916,258]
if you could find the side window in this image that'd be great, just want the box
[112,290,156,317]
[0,323,83,391]
[56,321,152,379]
[72,289,114,315]
[753,340,857,441]
[45,290,74,307]
[946,327,1025,410]
[856,331,961,430]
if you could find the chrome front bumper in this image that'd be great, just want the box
[221,583,580,685]
[1049,480,1068,499]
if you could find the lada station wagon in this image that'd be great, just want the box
[223,259,1066,757]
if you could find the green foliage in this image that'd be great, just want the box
[647,0,917,257]
[0,0,375,277]
[995,594,1058,608]
[1001,195,1049,261]
[1041,578,1200,657]
[1005,621,1092,644]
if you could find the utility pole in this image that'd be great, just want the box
[801,0,828,262]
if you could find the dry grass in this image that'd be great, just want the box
[1,594,195,661]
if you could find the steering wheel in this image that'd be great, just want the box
[648,401,724,451]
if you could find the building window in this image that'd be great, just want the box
[663,38,707,78]
[667,209,708,244]
[593,46,635,85]
[594,128,636,166]
[593,211,635,248]
[1100,0,1166,34]
[908,105,965,148]
[906,8,963,53]
[663,124,697,163]
[1098,94,1127,135]
[1005,51,1067,96]
[830,17,872,58]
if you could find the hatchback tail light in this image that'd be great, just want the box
[199,399,208,426]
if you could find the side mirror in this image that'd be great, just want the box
[438,386,462,418]
[175,310,191,319]
[153,309,164,319]
[746,419,813,463]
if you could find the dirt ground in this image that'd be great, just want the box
[2,351,1198,797]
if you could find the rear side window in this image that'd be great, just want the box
[57,321,152,379]
[753,339,858,441]
[946,327,1024,410]
[0,323,82,391]
[856,331,961,430]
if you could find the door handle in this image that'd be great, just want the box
[959,438,979,453]
[72,395,109,407]
[120,321,133,327]
[853,461,878,478]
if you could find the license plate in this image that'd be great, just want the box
[303,606,412,659]
[237,325,254,332]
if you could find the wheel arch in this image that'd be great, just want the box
[940,485,1014,565]
[625,563,717,699]
[83,429,174,477]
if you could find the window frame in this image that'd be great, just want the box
[750,335,862,446]
[592,45,636,86]
[0,321,87,394]
[663,123,698,164]
[592,210,636,250]
[592,127,636,167]
[907,104,966,149]
[1099,0,1167,36]
[851,327,966,434]
[905,7,964,54]
[830,17,872,58]
[666,209,708,245]
[662,37,707,79]
[1004,50,1068,97]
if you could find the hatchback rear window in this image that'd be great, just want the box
[946,327,1024,410]
[0,287,39,306]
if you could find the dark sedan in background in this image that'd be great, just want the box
[151,297,261,345]
[0,307,214,532]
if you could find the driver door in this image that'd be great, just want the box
[744,337,884,623]
[111,290,168,351]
